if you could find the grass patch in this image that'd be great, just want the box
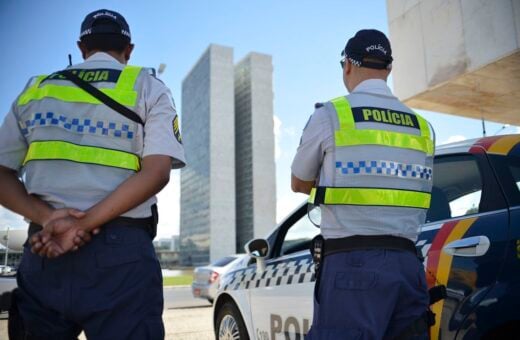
[163,274,193,286]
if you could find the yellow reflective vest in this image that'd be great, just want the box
[308,96,434,228]
[17,65,144,172]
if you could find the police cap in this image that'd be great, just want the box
[342,29,393,70]
[80,9,131,41]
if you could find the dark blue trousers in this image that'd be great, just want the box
[16,224,164,340]
[306,250,429,340]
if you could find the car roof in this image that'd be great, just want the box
[435,134,520,157]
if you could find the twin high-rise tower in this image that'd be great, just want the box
[180,44,276,265]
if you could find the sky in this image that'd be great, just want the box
[0,0,517,239]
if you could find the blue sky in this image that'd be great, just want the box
[0,1,516,238]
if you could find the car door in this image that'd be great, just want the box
[457,150,520,338]
[248,206,319,340]
[417,151,509,340]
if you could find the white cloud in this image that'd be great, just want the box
[0,207,26,230]
[283,126,296,137]
[442,135,466,145]
[156,171,181,238]
[276,192,306,222]
[273,115,298,161]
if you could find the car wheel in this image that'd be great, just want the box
[216,301,249,340]
[207,298,214,304]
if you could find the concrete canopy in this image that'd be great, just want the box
[387,0,520,125]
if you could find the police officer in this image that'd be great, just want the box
[0,9,185,339]
[292,29,434,339]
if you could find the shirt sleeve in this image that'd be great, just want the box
[0,103,27,171]
[142,77,186,169]
[291,107,332,181]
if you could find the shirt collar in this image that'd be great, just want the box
[351,79,393,96]
[85,52,123,64]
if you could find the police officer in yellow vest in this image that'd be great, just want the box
[0,9,185,339]
[292,30,434,339]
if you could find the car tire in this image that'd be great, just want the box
[216,301,249,340]
[207,298,214,304]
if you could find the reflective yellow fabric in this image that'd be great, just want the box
[114,66,142,91]
[331,96,354,130]
[17,66,142,106]
[415,112,431,140]
[23,141,140,171]
[335,129,434,155]
[330,97,434,155]
[308,188,316,204]
[309,187,431,209]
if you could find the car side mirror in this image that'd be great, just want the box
[245,238,269,273]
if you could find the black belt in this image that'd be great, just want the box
[28,215,156,240]
[27,204,159,239]
[323,235,418,257]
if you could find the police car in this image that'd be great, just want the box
[213,134,520,340]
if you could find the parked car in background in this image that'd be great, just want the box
[214,134,520,340]
[0,266,13,275]
[192,254,245,303]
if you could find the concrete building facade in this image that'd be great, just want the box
[180,45,236,266]
[235,53,276,251]
[387,0,520,125]
[180,45,276,265]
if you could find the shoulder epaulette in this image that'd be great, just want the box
[145,67,166,85]
[145,67,157,77]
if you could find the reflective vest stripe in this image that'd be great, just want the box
[23,140,140,171]
[335,129,435,155]
[308,187,431,209]
[331,96,355,130]
[17,66,142,106]
[416,113,431,140]
[331,97,434,155]
[114,65,141,91]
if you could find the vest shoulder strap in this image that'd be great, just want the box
[57,69,144,126]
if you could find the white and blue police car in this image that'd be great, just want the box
[213,134,520,340]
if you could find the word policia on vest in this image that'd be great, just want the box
[45,69,122,84]
[352,107,419,129]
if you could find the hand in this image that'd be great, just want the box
[30,208,86,254]
[39,218,85,258]
[36,216,102,258]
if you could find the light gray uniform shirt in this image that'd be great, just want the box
[292,79,434,241]
[0,52,186,218]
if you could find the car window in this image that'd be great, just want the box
[488,154,520,207]
[426,155,483,223]
[280,213,320,256]
[506,158,520,193]
[211,256,237,267]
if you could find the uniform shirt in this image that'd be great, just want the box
[0,52,186,218]
[292,79,433,240]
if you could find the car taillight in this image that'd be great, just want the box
[209,271,219,284]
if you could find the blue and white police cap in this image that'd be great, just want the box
[342,29,393,70]
[80,9,131,41]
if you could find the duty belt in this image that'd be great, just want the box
[27,204,159,240]
[323,235,418,257]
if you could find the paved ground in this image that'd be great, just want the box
[164,286,212,309]
[163,306,214,339]
[0,287,216,339]
[163,286,214,339]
